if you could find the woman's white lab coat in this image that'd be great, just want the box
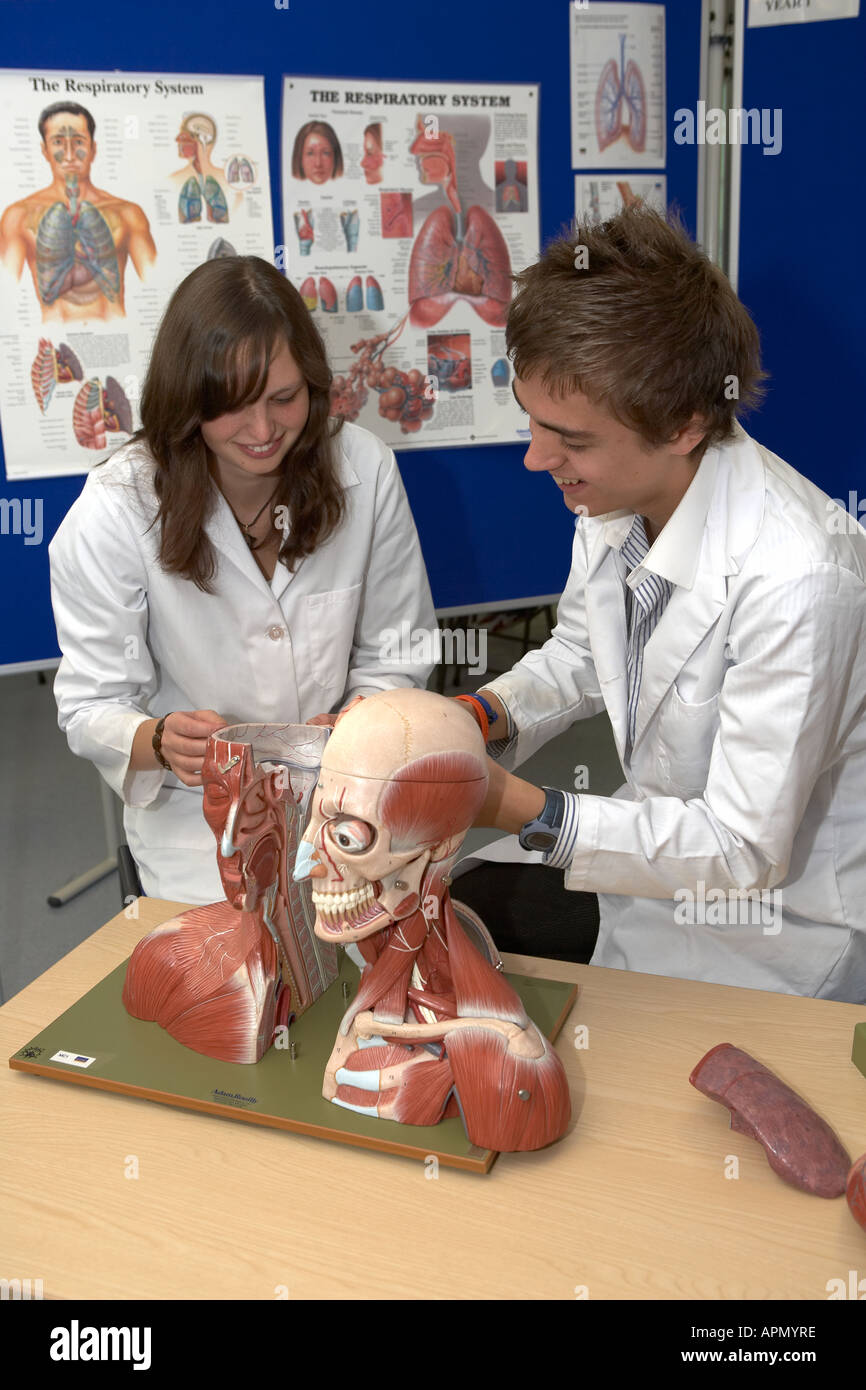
[49,422,436,904]
[475,423,866,1002]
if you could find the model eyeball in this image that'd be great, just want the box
[327,817,376,853]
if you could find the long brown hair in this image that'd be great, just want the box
[136,256,345,591]
[506,204,768,453]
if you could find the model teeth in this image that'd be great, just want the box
[311,882,386,933]
[312,884,376,912]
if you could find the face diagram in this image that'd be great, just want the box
[176,114,216,163]
[42,113,95,186]
[301,131,335,184]
[176,128,198,161]
[360,128,384,184]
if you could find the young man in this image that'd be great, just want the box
[456,206,866,1003]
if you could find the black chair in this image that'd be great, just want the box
[117,844,144,906]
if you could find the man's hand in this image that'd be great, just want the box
[474,758,546,833]
[452,688,510,737]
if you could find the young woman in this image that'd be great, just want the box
[49,256,435,903]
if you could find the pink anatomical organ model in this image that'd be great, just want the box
[293,689,571,1152]
[596,33,647,154]
[690,1043,851,1197]
[848,1152,866,1232]
[331,115,511,439]
[72,375,133,448]
[123,723,338,1064]
[31,336,83,412]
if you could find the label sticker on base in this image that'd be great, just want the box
[50,1050,96,1068]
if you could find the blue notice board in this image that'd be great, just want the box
[0,0,701,667]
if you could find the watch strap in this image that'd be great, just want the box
[152,714,173,771]
[518,786,566,853]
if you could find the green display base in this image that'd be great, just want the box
[853,1022,866,1084]
[10,952,577,1173]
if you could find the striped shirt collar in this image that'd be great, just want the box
[598,444,719,591]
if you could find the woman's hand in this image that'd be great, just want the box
[160,710,227,785]
[131,709,226,785]
[306,695,366,730]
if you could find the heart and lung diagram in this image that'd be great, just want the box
[72,376,133,450]
[595,33,647,154]
[329,115,512,438]
[408,204,511,329]
[30,337,83,413]
[35,199,121,307]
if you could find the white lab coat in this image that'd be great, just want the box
[49,422,436,904]
[471,423,866,1002]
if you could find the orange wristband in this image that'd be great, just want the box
[453,694,489,743]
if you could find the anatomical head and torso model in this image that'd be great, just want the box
[123,692,570,1154]
[294,689,571,1152]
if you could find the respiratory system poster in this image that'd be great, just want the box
[281,77,540,451]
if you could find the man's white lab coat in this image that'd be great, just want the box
[49,422,436,904]
[480,423,866,1002]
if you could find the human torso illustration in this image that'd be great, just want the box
[172,113,230,224]
[0,107,156,322]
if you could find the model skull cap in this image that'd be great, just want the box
[321,687,487,779]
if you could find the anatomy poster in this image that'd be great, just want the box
[575,174,667,221]
[0,68,273,480]
[281,77,539,450]
[570,3,665,169]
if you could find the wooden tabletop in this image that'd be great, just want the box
[2,898,864,1300]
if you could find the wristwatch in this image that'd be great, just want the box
[152,714,172,771]
[518,787,566,853]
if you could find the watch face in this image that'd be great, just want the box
[520,827,559,852]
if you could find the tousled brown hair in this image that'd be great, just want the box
[135,256,345,591]
[506,204,768,452]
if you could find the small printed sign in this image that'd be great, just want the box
[50,1050,96,1069]
[749,0,859,25]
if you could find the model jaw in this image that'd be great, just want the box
[313,880,394,941]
